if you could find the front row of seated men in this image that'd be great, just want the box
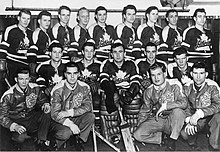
[0,40,220,151]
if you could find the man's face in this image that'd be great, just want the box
[59,9,70,25]
[65,67,80,86]
[96,10,107,24]
[78,9,90,26]
[16,73,30,90]
[147,9,159,23]
[39,15,51,30]
[145,46,157,63]
[150,67,165,86]
[83,46,95,61]
[51,47,63,62]
[167,12,178,26]
[112,46,125,63]
[124,9,136,24]
[191,68,207,87]
[175,54,187,69]
[18,12,31,28]
[194,12,206,27]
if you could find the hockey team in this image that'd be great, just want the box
[0,4,219,151]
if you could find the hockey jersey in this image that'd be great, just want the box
[72,24,90,59]
[88,23,117,62]
[115,23,137,60]
[3,24,33,65]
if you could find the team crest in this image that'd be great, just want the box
[200,92,211,107]
[51,74,63,84]
[150,33,160,45]
[81,69,92,78]
[26,93,37,108]
[161,91,174,103]
[69,92,83,109]
[112,70,130,88]
[195,33,211,49]
[98,32,113,48]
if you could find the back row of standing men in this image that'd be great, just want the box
[0,5,215,87]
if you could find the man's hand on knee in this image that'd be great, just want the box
[184,123,197,135]
[14,124,26,134]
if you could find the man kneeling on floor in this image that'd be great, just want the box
[181,62,220,151]
[133,62,187,151]
[50,61,95,151]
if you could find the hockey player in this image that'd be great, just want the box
[135,42,167,92]
[137,6,163,60]
[161,9,183,62]
[88,6,117,62]
[73,7,90,59]
[50,62,95,151]
[48,5,74,62]
[181,62,220,151]
[182,8,215,79]
[115,5,138,60]
[167,47,193,85]
[133,62,187,151]
[36,40,65,96]
[99,42,141,142]
[2,9,33,85]
[29,10,51,64]
[76,40,101,110]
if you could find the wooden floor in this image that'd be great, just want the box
[0,125,211,151]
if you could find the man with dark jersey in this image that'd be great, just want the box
[73,7,90,59]
[115,5,138,60]
[2,9,33,85]
[161,9,183,62]
[182,8,214,79]
[135,42,167,92]
[48,5,74,62]
[88,6,117,62]
[99,42,141,142]
[36,40,65,96]
[167,47,193,85]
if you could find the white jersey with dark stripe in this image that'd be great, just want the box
[100,59,140,89]
[3,24,33,65]
[88,23,117,61]
[182,26,213,59]
[116,23,137,60]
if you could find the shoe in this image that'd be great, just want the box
[36,140,52,151]
[75,137,84,151]
[189,143,201,151]
[209,145,219,151]
[165,138,176,151]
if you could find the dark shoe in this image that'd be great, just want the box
[209,145,219,151]
[75,137,84,151]
[36,140,52,151]
[189,143,201,151]
[165,138,176,151]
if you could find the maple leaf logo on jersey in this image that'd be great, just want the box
[82,69,92,78]
[98,32,113,48]
[112,70,130,88]
[150,33,160,45]
[195,33,211,49]
[51,74,63,84]
[116,70,127,79]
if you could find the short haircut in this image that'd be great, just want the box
[37,10,51,20]
[37,11,51,27]
[193,8,206,18]
[165,9,178,24]
[145,42,157,50]
[18,9,31,17]
[48,41,63,52]
[122,5,137,16]
[64,62,80,73]
[111,43,125,53]
[58,5,71,14]
[165,9,178,18]
[173,47,188,58]
[145,6,158,21]
[76,7,89,23]
[16,67,30,77]
[191,61,207,72]
[149,62,166,75]
[82,41,95,51]
[94,6,107,22]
